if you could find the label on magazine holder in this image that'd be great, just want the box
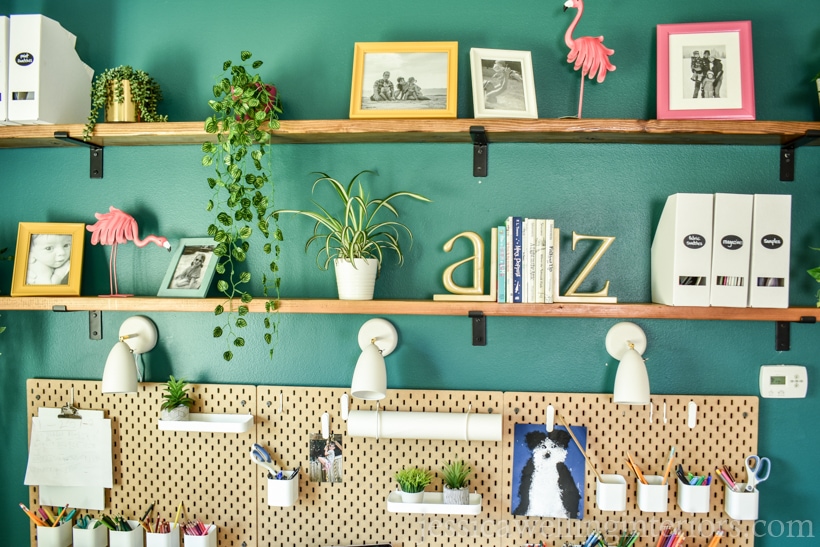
[683,234,706,249]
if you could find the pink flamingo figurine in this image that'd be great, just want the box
[563,0,616,118]
[87,206,171,297]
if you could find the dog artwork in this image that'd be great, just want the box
[511,424,585,519]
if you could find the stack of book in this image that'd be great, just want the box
[497,217,555,304]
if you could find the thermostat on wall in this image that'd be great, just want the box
[759,365,807,398]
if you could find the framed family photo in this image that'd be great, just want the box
[10,222,85,297]
[349,41,458,119]
[470,48,538,119]
[157,238,218,298]
[657,20,755,120]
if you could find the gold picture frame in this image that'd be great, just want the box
[349,41,458,119]
[11,222,85,297]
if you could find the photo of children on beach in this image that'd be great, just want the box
[359,52,449,111]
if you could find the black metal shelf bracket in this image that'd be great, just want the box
[54,131,104,179]
[52,305,103,340]
[469,310,486,346]
[774,316,817,351]
[470,126,488,178]
[779,130,820,181]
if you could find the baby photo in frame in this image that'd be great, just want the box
[470,48,538,119]
[157,238,218,297]
[10,222,85,297]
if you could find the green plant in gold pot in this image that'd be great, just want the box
[160,376,194,421]
[84,65,168,140]
[394,467,432,503]
[274,170,430,300]
[441,459,472,504]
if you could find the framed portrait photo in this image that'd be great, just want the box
[349,41,458,119]
[657,20,755,120]
[157,238,218,298]
[10,222,85,297]
[470,48,537,119]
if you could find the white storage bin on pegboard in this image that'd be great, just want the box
[183,524,217,547]
[725,484,759,520]
[596,474,627,512]
[677,478,711,513]
[637,475,669,513]
[109,520,145,547]
[36,520,72,547]
[73,519,108,547]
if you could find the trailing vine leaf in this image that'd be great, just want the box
[203,51,283,361]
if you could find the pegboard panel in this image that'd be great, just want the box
[26,379,257,547]
[255,387,505,547]
[501,393,758,547]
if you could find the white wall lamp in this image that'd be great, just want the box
[350,318,398,401]
[605,321,650,405]
[102,316,158,394]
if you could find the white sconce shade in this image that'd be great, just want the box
[102,316,158,394]
[605,322,650,406]
[351,318,398,401]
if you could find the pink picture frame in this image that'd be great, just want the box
[657,20,755,120]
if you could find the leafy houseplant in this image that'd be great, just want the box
[160,376,195,421]
[202,51,284,361]
[274,171,430,300]
[83,65,168,140]
[441,460,472,504]
[394,467,432,503]
[809,246,820,307]
[0,247,11,357]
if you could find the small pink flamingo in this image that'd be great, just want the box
[563,0,616,118]
[87,206,171,297]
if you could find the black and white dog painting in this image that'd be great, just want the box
[511,424,585,518]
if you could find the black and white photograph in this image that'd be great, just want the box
[26,233,72,286]
[157,238,219,298]
[350,42,458,119]
[681,45,726,100]
[309,433,343,483]
[470,48,537,119]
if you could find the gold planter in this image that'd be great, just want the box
[105,80,139,122]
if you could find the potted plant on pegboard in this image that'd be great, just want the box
[441,459,472,505]
[160,376,194,421]
[394,467,432,503]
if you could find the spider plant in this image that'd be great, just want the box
[273,170,430,272]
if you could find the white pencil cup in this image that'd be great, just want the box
[725,483,759,520]
[37,520,73,547]
[73,519,109,547]
[267,471,299,507]
[183,524,217,547]
[146,523,180,547]
[637,475,669,513]
[596,474,627,512]
[677,478,711,513]
[109,520,144,547]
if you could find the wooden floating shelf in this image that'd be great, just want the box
[2,119,820,148]
[1,296,818,322]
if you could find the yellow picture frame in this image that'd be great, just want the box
[349,41,458,119]
[11,222,85,297]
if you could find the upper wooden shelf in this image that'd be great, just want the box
[1,296,818,322]
[2,119,820,149]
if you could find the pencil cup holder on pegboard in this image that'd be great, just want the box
[677,478,711,513]
[145,523,180,547]
[267,471,299,507]
[73,519,108,547]
[183,524,217,547]
[725,484,759,520]
[109,520,144,547]
[596,474,627,512]
[36,520,73,547]
[637,474,669,513]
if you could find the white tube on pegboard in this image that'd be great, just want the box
[347,409,502,441]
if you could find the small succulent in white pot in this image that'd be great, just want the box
[441,460,472,504]
[394,467,432,503]
[160,376,194,421]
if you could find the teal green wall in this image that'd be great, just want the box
[1,1,818,545]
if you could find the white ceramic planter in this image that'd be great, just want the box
[334,258,378,300]
[399,490,425,503]
[443,486,470,505]
[816,79,820,110]
[160,405,190,421]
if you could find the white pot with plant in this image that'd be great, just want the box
[441,460,472,505]
[814,72,820,109]
[274,170,430,300]
[394,467,432,503]
[160,376,194,421]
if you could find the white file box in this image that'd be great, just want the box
[749,194,791,308]
[0,16,10,124]
[710,193,753,307]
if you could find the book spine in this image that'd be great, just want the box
[545,220,555,303]
[535,219,546,303]
[497,225,507,303]
[512,217,523,303]
[505,217,513,302]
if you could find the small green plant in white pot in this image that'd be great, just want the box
[394,467,432,503]
[274,170,430,300]
[441,460,472,504]
[160,376,194,421]
[813,72,820,110]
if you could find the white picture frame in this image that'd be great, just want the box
[470,48,537,119]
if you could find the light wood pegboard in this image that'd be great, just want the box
[26,379,257,547]
[255,388,505,547]
[502,393,758,547]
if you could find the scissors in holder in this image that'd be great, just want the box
[745,455,771,492]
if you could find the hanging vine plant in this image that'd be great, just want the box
[201,51,284,361]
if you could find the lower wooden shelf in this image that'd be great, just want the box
[0,296,818,322]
